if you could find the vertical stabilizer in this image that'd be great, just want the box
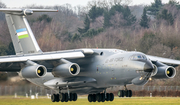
[0,9,58,55]
[5,14,42,54]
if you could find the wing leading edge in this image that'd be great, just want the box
[0,49,96,63]
[0,51,84,63]
[147,55,180,66]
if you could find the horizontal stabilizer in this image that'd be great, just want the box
[0,8,58,13]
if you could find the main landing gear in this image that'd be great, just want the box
[51,93,77,102]
[118,85,132,97]
[88,92,114,102]
[51,85,78,102]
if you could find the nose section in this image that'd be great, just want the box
[144,61,154,72]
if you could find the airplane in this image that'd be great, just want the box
[0,8,179,103]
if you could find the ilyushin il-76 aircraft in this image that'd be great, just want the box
[0,8,179,103]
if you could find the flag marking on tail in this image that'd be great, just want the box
[16,28,29,39]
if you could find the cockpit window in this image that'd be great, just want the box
[130,54,147,60]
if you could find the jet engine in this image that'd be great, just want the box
[151,61,176,79]
[19,65,47,78]
[52,62,80,78]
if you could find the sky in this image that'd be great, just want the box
[0,0,173,8]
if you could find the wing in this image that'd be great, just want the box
[0,49,94,72]
[147,55,180,67]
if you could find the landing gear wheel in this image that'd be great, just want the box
[59,93,65,102]
[51,94,59,102]
[126,90,129,97]
[109,93,114,101]
[88,94,93,102]
[101,93,105,102]
[106,93,110,101]
[73,93,77,101]
[64,93,68,102]
[128,90,132,97]
[69,93,74,101]
[118,90,124,97]
[125,90,132,97]
[51,94,56,102]
[55,94,59,102]
[92,94,96,102]
[96,93,102,102]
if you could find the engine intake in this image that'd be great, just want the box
[52,63,80,77]
[152,61,176,79]
[151,64,158,76]
[165,67,176,78]
[19,65,47,78]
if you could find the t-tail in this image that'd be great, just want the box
[0,9,58,55]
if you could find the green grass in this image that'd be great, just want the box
[0,97,180,105]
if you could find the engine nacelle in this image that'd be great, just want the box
[152,62,176,79]
[19,65,47,78]
[151,64,158,76]
[52,63,80,77]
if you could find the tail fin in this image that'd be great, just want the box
[0,9,58,55]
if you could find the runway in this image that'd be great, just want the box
[0,96,180,105]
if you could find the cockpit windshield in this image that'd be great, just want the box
[130,54,147,60]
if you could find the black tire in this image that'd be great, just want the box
[69,93,73,101]
[60,93,65,102]
[73,93,77,101]
[51,94,56,102]
[92,94,96,102]
[96,93,102,102]
[118,90,124,97]
[101,93,105,102]
[128,90,132,97]
[126,90,129,97]
[64,93,68,102]
[106,93,110,101]
[122,90,125,97]
[88,94,92,102]
[55,94,59,102]
[110,93,114,101]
